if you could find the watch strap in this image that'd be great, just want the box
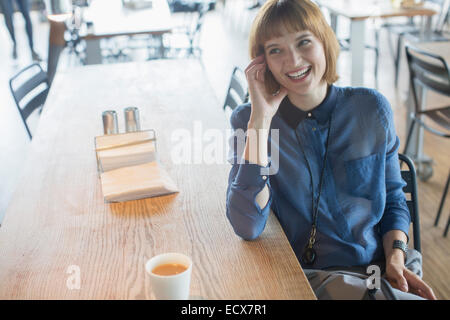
[393,240,408,259]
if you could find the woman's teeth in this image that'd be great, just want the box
[287,66,311,79]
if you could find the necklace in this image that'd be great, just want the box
[294,114,333,265]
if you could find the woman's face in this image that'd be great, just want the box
[264,28,327,98]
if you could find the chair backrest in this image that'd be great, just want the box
[223,67,249,112]
[405,45,450,113]
[9,63,50,139]
[399,153,421,252]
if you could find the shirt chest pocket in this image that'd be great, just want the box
[344,153,384,200]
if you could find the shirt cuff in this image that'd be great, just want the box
[233,160,270,189]
[379,218,410,242]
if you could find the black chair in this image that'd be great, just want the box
[9,63,50,139]
[385,0,450,88]
[403,45,450,181]
[222,66,248,112]
[434,170,450,236]
[399,153,421,252]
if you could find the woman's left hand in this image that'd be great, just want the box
[385,256,437,300]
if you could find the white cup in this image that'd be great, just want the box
[145,252,192,300]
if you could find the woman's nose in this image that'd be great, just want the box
[285,48,302,67]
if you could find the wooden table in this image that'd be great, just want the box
[80,0,173,64]
[315,0,437,86]
[0,60,316,300]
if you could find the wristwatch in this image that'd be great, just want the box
[392,240,408,260]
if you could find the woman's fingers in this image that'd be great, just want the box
[255,64,266,83]
[245,54,265,73]
[404,269,437,300]
[386,266,408,292]
[246,60,266,82]
[246,55,266,81]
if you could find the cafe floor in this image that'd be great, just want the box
[0,2,449,299]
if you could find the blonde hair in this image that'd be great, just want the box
[249,0,340,93]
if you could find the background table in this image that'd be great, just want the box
[0,59,316,299]
[80,0,173,64]
[316,0,436,86]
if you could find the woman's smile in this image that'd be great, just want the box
[286,65,312,81]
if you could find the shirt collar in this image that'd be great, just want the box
[278,85,337,129]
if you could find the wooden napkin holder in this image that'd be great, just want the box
[94,130,178,202]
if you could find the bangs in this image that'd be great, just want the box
[257,3,313,46]
[253,0,325,55]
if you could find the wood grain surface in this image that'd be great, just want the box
[0,60,316,300]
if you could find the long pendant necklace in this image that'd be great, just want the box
[295,115,333,266]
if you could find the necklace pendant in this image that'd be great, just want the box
[302,246,316,265]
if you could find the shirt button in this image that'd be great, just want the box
[262,175,267,181]
[307,112,312,118]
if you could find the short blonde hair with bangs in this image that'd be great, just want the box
[249,0,340,94]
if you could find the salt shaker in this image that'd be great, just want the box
[124,106,141,132]
[102,110,119,135]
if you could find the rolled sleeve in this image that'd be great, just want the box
[378,102,411,240]
[227,161,272,240]
[226,104,273,240]
[233,160,271,189]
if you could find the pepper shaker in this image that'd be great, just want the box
[102,110,119,135]
[124,106,141,132]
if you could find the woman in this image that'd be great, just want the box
[225,0,436,300]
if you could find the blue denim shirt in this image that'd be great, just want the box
[226,85,410,269]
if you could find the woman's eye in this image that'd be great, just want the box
[298,39,311,47]
[269,48,281,55]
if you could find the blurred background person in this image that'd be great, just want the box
[0,0,42,60]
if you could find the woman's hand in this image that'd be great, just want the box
[245,55,287,126]
[385,255,437,300]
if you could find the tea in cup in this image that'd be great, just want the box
[145,253,192,300]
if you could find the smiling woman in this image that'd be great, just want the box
[248,0,339,95]
[263,31,328,111]
[225,0,437,300]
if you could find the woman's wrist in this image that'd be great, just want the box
[386,249,406,265]
[248,114,273,130]
[244,116,271,167]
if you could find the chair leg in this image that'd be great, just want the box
[403,118,416,155]
[394,34,403,89]
[387,29,396,61]
[374,30,379,87]
[435,172,450,226]
[444,213,450,237]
